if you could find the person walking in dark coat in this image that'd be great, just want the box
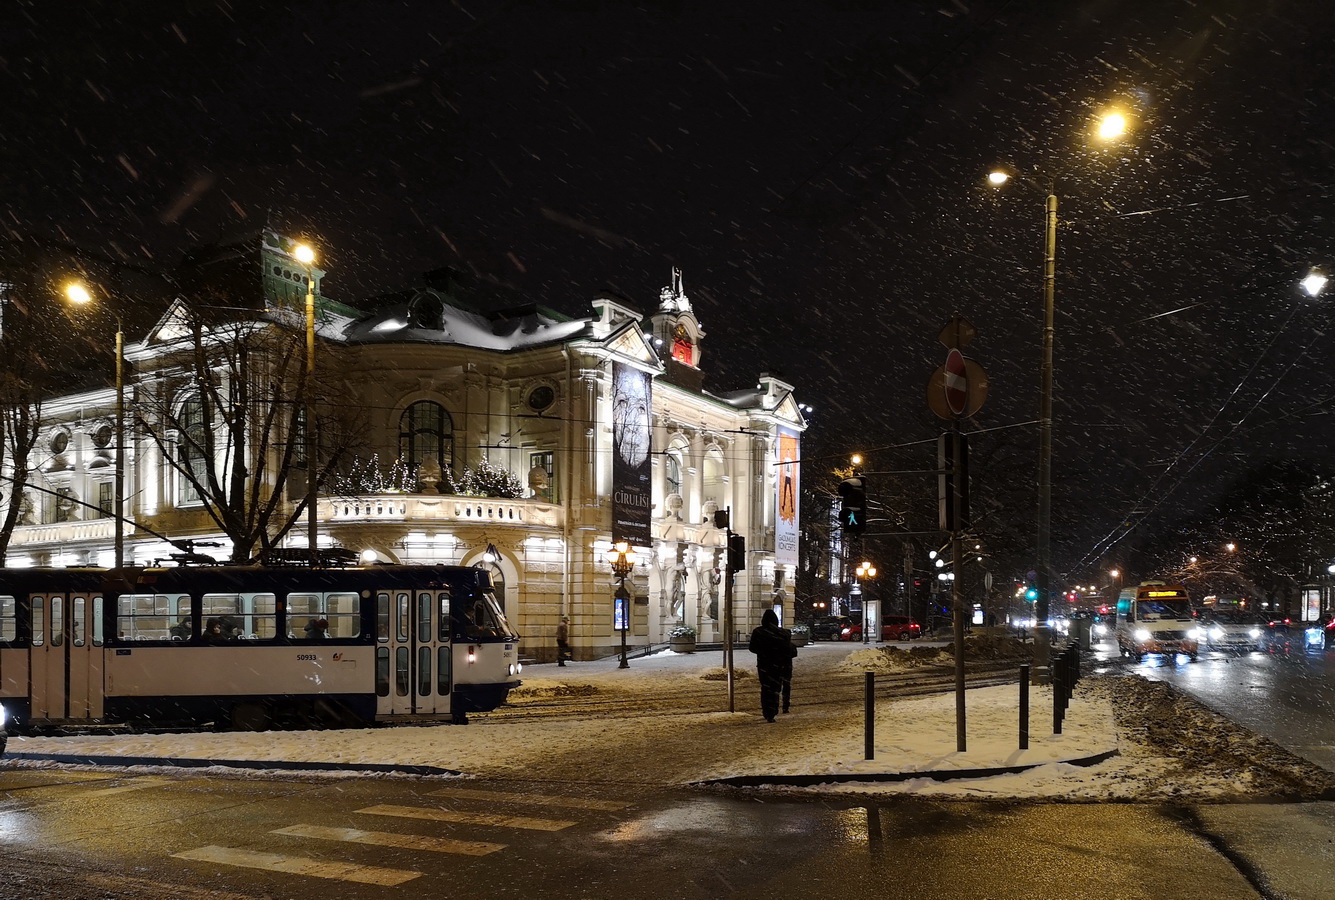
[748,609,791,722]
[556,615,571,666]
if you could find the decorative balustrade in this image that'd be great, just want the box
[327,493,563,528]
[11,517,116,546]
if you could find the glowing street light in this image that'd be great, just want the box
[1301,267,1328,297]
[293,243,319,566]
[64,281,126,570]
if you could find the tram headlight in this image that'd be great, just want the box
[1248,627,1261,639]
[0,703,7,729]
[515,662,522,675]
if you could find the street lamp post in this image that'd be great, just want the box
[989,109,1128,680]
[606,540,638,669]
[65,283,126,570]
[294,244,318,567]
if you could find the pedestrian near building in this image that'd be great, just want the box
[748,609,791,722]
[556,615,571,666]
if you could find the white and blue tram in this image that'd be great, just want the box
[0,564,522,731]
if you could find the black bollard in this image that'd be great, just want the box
[864,671,875,760]
[1019,663,1030,750]
[1053,652,1065,735]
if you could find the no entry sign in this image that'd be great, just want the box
[944,348,968,416]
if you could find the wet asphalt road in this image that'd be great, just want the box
[0,767,1271,900]
[1088,633,1335,770]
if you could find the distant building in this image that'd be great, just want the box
[2,232,806,661]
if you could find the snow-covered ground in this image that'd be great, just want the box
[5,640,1332,802]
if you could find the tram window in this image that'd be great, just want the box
[417,646,431,695]
[325,592,360,638]
[376,646,390,696]
[117,593,172,641]
[396,592,409,641]
[72,596,85,647]
[50,596,64,647]
[248,593,278,639]
[92,596,104,647]
[416,592,432,643]
[395,646,409,696]
[437,646,451,695]
[289,592,360,639]
[202,594,243,640]
[438,590,451,642]
[377,592,390,642]
[0,595,16,642]
[33,596,45,646]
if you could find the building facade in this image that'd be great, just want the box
[4,233,806,661]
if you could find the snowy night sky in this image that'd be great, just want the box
[3,0,1334,580]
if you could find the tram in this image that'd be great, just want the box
[0,563,522,731]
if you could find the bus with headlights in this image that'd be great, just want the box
[1115,581,1199,662]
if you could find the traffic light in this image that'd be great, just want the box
[727,533,746,571]
[1024,582,1039,603]
[838,475,868,536]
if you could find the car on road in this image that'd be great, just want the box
[1200,611,1265,652]
[838,615,922,642]
[810,616,851,641]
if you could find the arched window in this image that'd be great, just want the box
[702,446,725,506]
[399,401,453,476]
[178,396,208,505]
[666,452,683,498]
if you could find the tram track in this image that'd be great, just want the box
[484,660,1025,723]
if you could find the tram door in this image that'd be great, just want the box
[30,592,104,722]
[377,588,452,717]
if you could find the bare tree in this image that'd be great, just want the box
[0,374,43,563]
[137,311,363,563]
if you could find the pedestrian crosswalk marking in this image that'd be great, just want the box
[427,786,630,811]
[357,803,576,831]
[273,823,505,856]
[172,844,420,886]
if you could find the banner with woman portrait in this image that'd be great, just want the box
[775,426,800,566]
[611,361,652,546]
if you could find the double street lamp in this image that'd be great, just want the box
[64,282,126,570]
[606,540,638,669]
[988,108,1129,678]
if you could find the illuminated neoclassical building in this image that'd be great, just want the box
[2,232,806,661]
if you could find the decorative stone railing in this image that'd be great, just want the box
[11,517,117,546]
[326,493,563,529]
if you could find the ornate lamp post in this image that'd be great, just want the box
[64,282,126,570]
[606,540,638,669]
[856,560,877,642]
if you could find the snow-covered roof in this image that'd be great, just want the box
[342,290,590,352]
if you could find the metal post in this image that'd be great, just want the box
[864,670,875,760]
[1052,650,1064,734]
[724,509,735,712]
[1034,191,1059,682]
[114,322,125,571]
[1018,663,1030,750]
[617,580,630,669]
[952,426,966,752]
[304,276,318,567]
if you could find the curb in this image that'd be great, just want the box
[695,748,1119,788]
[3,752,459,777]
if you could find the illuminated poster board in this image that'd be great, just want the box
[775,426,800,567]
[611,361,652,547]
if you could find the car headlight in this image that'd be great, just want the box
[0,703,6,729]
[1210,628,1224,640]
[1134,628,1151,641]
[1248,627,1261,639]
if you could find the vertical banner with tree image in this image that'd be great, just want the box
[775,426,800,567]
[611,361,652,547]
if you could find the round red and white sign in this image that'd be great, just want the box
[944,348,968,416]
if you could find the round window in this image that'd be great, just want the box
[527,385,556,412]
[50,432,69,455]
[92,424,113,449]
